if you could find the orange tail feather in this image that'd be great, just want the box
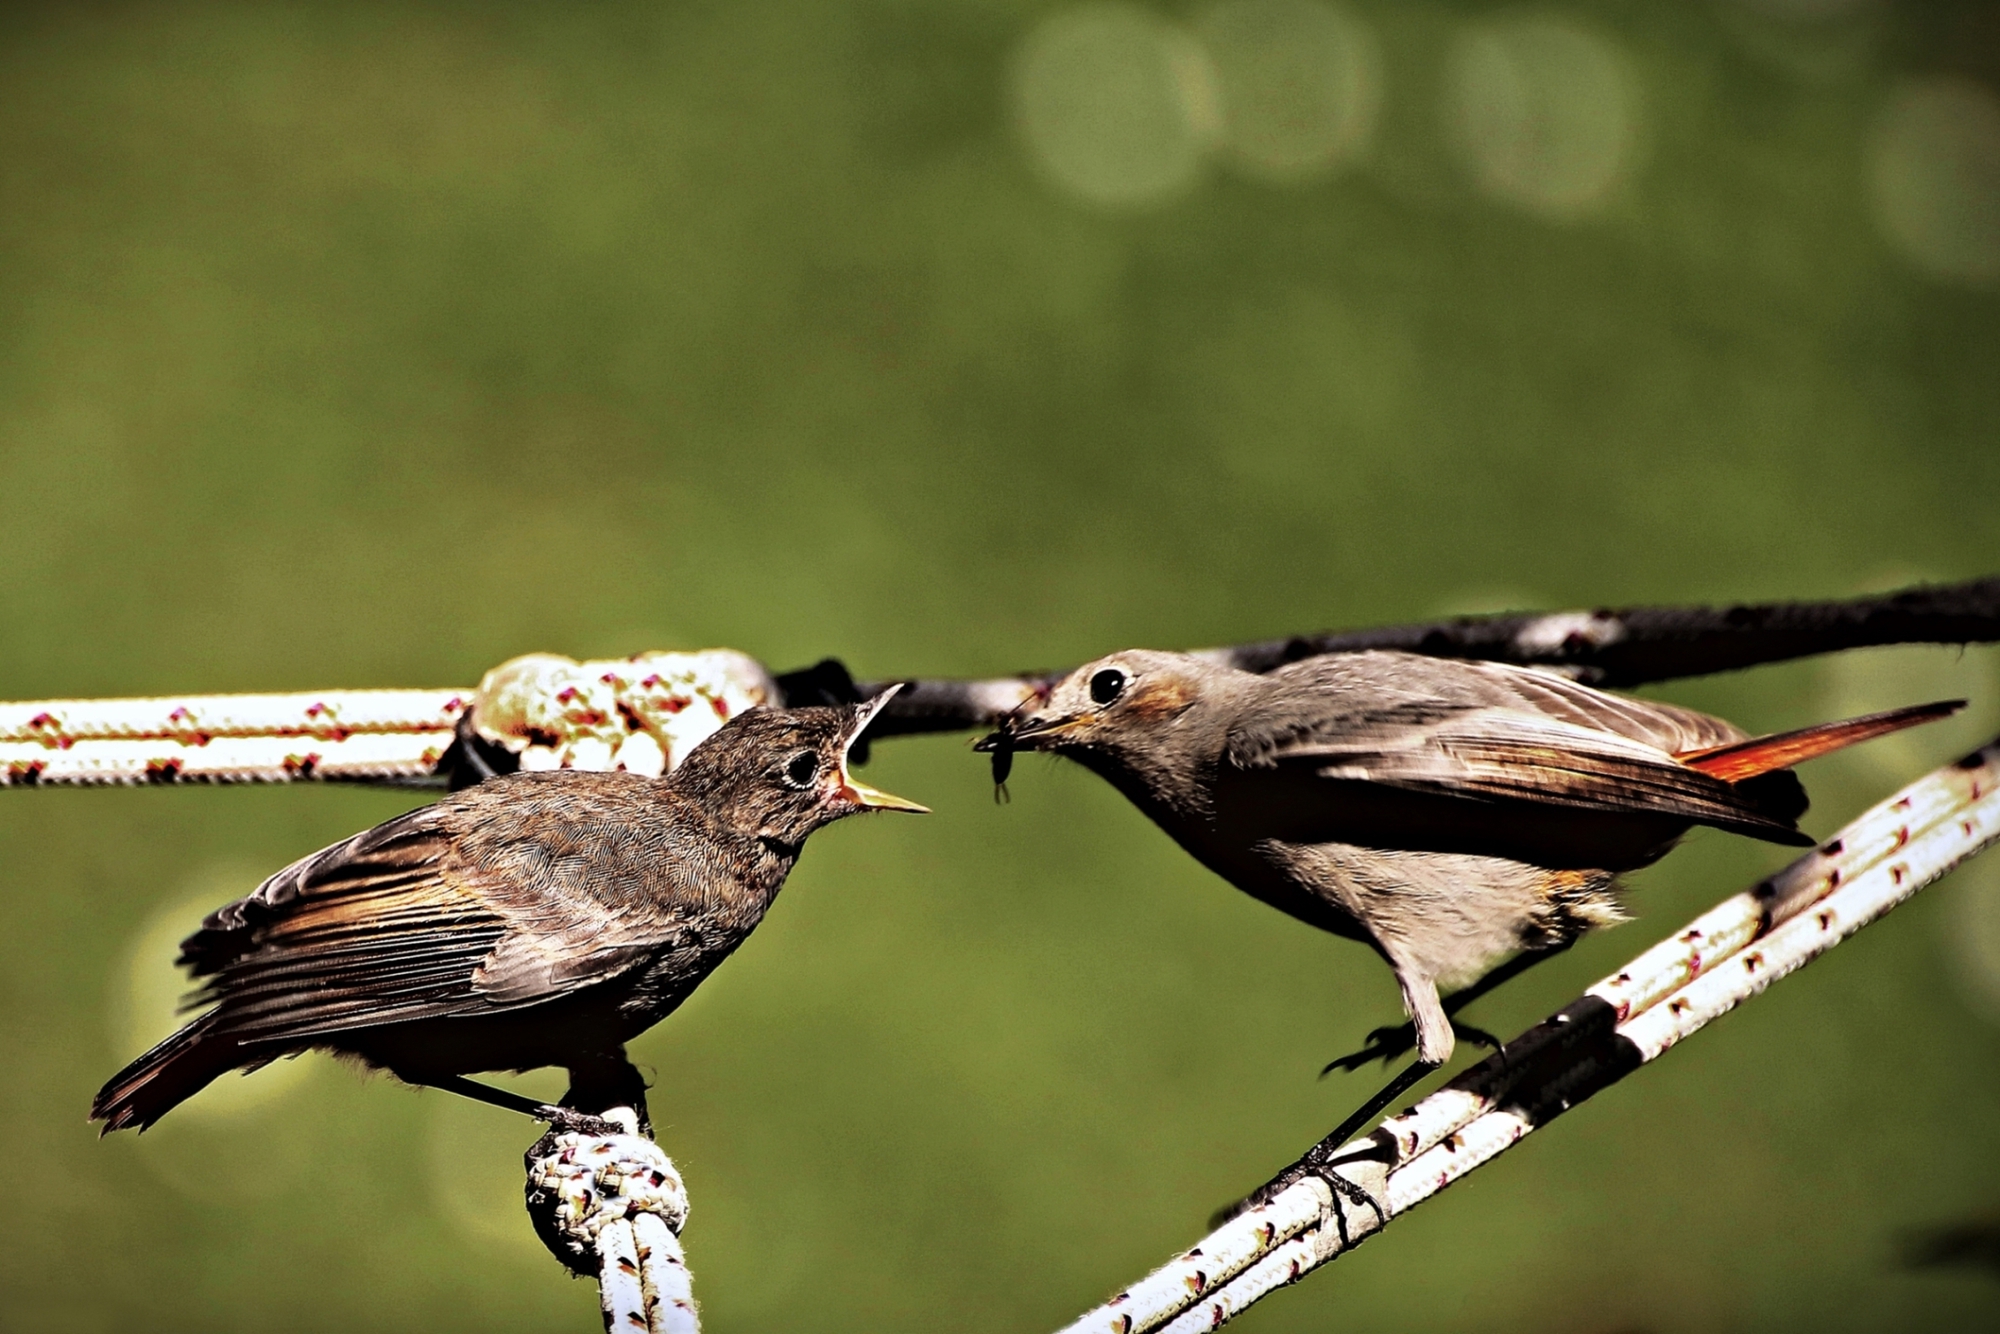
[1677,700,1965,782]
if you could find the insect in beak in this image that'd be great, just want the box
[973,723,1020,803]
[972,678,1061,804]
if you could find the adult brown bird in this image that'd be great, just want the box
[977,649,1958,1157]
[93,691,927,1134]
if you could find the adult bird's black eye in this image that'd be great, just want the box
[1089,668,1127,706]
[784,752,819,788]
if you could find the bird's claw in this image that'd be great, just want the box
[1210,1153,1389,1233]
[1317,1166,1388,1233]
[1322,1022,1417,1074]
[1321,1019,1504,1075]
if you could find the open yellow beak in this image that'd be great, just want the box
[835,682,929,812]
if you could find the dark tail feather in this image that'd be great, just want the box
[91,1012,242,1134]
[1678,700,1966,783]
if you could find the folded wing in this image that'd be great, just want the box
[178,800,663,1045]
[1226,651,1809,846]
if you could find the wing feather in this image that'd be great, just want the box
[176,792,679,1046]
[1228,652,1808,845]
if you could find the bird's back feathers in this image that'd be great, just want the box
[1224,652,1804,849]
[175,773,746,1048]
[1222,652,1960,858]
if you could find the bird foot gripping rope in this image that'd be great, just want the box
[525,1108,699,1334]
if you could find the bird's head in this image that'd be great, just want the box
[974,650,1218,787]
[675,685,927,847]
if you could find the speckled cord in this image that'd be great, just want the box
[524,1109,699,1334]
[0,649,776,786]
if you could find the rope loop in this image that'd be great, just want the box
[525,1109,690,1277]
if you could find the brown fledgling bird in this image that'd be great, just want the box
[978,649,1958,1145]
[93,691,926,1134]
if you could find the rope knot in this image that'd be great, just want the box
[525,1108,689,1276]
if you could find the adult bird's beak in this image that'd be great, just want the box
[838,684,930,814]
[972,706,1078,754]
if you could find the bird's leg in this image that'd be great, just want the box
[1323,942,1574,1074]
[416,1073,623,1136]
[1222,968,1453,1222]
[1219,1056,1439,1226]
[561,1050,653,1135]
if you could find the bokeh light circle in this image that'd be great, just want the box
[1444,12,1641,221]
[1868,77,2000,287]
[1011,3,1220,209]
[1198,0,1381,184]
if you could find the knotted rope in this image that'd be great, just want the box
[525,1109,699,1334]
[0,649,774,786]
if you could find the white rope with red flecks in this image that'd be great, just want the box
[0,650,775,785]
[1058,736,2000,1334]
[526,1108,699,1334]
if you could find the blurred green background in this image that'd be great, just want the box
[2,1,1998,1330]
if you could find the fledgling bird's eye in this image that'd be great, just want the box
[1089,668,1128,706]
[783,751,819,788]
